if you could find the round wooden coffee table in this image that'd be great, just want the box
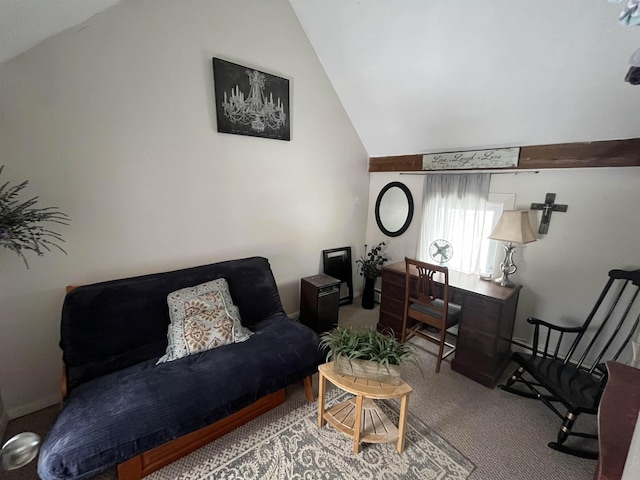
[317,362,412,454]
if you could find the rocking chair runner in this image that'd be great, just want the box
[501,268,640,459]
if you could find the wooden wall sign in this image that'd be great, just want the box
[422,148,519,170]
[369,138,640,172]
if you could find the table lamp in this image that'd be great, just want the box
[488,210,536,287]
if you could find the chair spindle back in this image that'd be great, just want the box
[536,269,640,372]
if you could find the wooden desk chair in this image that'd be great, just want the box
[401,257,462,373]
[501,268,640,458]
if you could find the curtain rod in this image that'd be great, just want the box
[399,169,540,175]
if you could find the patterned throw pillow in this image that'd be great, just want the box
[157,278,253,364]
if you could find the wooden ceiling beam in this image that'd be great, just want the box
[368,138,640,172]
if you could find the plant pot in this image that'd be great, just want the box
[362,278,376,309]
[333,357,402,385]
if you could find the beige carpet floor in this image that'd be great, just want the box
[3,302,597,479]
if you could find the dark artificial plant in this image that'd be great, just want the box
[0,166,69,267]
[356,242,388,280]
[319,326,419,371]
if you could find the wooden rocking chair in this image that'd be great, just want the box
[501,268,640,459]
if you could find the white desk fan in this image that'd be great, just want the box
[428,239,453,265]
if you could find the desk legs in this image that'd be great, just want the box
[318,371,326,428]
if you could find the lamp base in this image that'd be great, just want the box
[493,275,516,288]
[494,242,518,288]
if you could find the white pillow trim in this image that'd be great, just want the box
[156,278,252,365]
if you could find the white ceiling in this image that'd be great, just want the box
[290,0,640,156]
[2,0,639,157]
[0,0,120,63]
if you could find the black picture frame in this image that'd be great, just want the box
[322,247,353,305]
[212,57,290,141]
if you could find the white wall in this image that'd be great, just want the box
[0,0,369,417]
[367,168,640,348]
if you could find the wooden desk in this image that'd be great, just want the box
[377,261,522,388]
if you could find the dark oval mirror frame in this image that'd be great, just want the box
[375,181,414,237]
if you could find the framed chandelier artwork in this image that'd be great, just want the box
[212,57,290,141]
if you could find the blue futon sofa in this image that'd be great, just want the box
[38,256,324,480]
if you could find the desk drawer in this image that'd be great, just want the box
[458,328,496,357]
[380,294,404,317]
[382,270,405,288]
[464,295,501,318]
[378,311,403,338]
[381,281,405,303]
[379,311,418,338]
[460,310,499,335]
[454,348,497,374]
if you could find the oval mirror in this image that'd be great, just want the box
[375,182,414,237]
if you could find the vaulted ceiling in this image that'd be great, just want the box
[2,0,639,157]
[289,0,640,157]
[0,0,119,64]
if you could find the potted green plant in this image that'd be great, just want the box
[356,242,387,309]
[0,166,69,267]
[319,326,419,385]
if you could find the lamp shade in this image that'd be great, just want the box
[488,210,537,244]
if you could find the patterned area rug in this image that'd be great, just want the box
[155,389,474,480]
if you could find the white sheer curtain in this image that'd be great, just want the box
[417,173,491,274]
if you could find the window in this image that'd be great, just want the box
[417,173,514,275]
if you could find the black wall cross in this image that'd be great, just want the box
[530,193,568,234]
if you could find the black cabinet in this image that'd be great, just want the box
[299,274,340,333]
